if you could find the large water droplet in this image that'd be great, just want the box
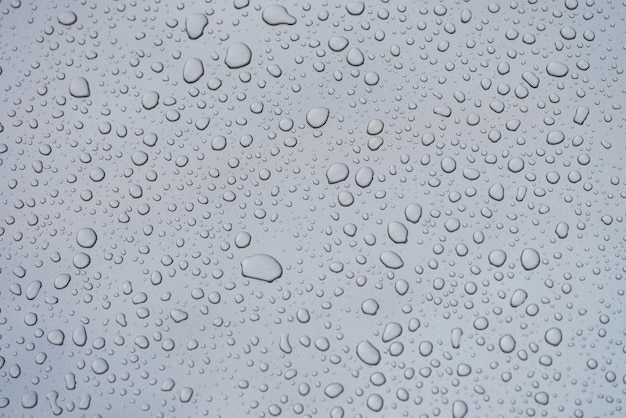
[241,254,283,282]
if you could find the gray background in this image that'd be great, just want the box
[0,0,625,417]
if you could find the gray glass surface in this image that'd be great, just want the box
[0,1,625,417]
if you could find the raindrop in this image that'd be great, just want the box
[356,340,381,365]
[185,13,208,39]
[241,254,283,282]
[306,107,330,129]
[520,248,540,271]
[225,43,252,69]
[183,58,204,83]
[262,5,296,26]
[546,62,569,77]
[69,78,90,98]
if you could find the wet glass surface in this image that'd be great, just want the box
[0,1,625,417]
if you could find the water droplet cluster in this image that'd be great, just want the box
[0,1,624,417]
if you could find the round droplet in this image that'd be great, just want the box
[367,394,384,412]
[415,341,432,358]
[441,157,457,173]
[361,299,379,315]
[444,218,461,233]
[141,91,160,110]
[355,167,374,188]
[69,78,90,98]
[488,183,504,201]
[346,1,365,15]
[328,36,349,52]
[560,26,576,40]
[452,400,468,418]
[338,191,354,207]
[183,58,204,83]
[306,107,330,128]
[364,72,379,85]
[405,204,422,223]
[535,391,549,405]
[76,227,97,248]
[225,43,252,69]
[488,249,507,267]
[546,130,565,145]
[326,163,349,184]
[131,151,149,166]
[545,327,563,346]
[91,358,109,374]
[546,62,569,77]
[212,135,227,151]
[508,157,524,173]
[47,329,65,346]
[555,222,569,238]
[368,136,384,150]
[499,334,516,353]
[366,119,384,135]
[346,47,365,66]
[235,232,252,248]
[520,248,540,270]
[73,252,91,269]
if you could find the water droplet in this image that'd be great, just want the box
[225,43,252,69]
[488,249,507,267]
[324,383,344,398]
[545,327,563,346]
[47,330,65,346]
[262,5,296,26]
[76,227,97,248]
[183,58,204,83]
[546,62,569,77]
[520,248,540,270]
[366,394,384,412]
[382,322,402,342]
[452,400,468,418]
[499,334,516,353]
[356,340,381,365]
[380,251,404,269]
[69,78,90,98]
[306,107,330,128]
[328,36,349,52]
[387,222,408,244]
[326,163,349,184]
[21,392,38,409]
[241,254,282,282]
[510,289,528,307]
[141,91,160,110]
[346,47,365,66]
[185,13,208,40]
[58,11,77,26]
